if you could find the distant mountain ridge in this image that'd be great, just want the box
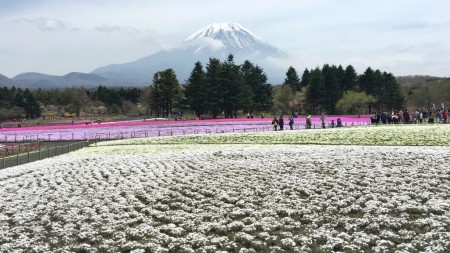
[0,74,15,87]
[11,72,108,89]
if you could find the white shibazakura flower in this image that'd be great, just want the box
[1,127,450,252]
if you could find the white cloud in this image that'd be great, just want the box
[0,0,449,78]
[15,17,79,32]
[93,24,179,51]
[186,37,225,53]
[0,17,175,77]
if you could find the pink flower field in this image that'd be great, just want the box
[0,115,371,142]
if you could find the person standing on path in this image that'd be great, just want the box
[306,115,312,129]
[321,113,326,129]
[336,118,342,127]
[278,115,284,131]
[289,115,294,130]
[272,117,279,131]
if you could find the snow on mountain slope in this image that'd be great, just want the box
[184,23,284,55]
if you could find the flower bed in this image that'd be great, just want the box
[0,144,448,252]
[95,124,450,147]
[2,122,448,252]
[0,116,371,142]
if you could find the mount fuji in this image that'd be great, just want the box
[7,23,288,88]
[92,23,288,85]
[184,23,284,56]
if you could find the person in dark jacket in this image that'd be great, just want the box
[288,116,294,130]
[403,109,410,123]
[278,115,284,130]
[272,117,279,131]
[336,118,343,127]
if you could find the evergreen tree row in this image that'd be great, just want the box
[0,86,143,121]
[141,54,274,118]
[183,54,273,118]
[0,87,41,120]
[283,65,405,114]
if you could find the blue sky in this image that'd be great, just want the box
[1,0,449,78]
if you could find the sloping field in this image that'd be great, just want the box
[0,125,449,252]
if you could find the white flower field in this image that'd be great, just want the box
[0,125,449,252]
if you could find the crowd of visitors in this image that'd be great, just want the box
[269,105,450,132]
[270,107,448,132]
[371,108,449,124]
[272,112,343,131]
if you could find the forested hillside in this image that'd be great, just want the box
[398,76,450,109]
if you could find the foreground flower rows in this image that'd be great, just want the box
[1,141,449,252]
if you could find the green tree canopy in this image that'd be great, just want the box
[150,68,182,117]
[221,54,244,118]
[205,57,223,118]
[23,88,41,118]
[336,91,376,114]
[306,67,325,114]
[322,64,342,114]
[61,87,90,116]
[284,66,301,92]
[184,61,207,116]
[273,84,294,115]
[341,65,359,92]
[240,60,272,112]
[300,68,311,89]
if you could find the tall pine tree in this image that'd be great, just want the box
[306,67,325,114]
[184,61,207,116]
[221,54,243,118]
[284,66,301,92]
[23,88,41,118]
[341,65,359,92]
[322,64,341,113]
[205,58,223,118]
[240,60,272,113]
[300,68,311,89]
[150,69,181,117]
[382,72,405,111]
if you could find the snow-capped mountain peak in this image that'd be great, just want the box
[185,23,259,43]
[184,22,278,52]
